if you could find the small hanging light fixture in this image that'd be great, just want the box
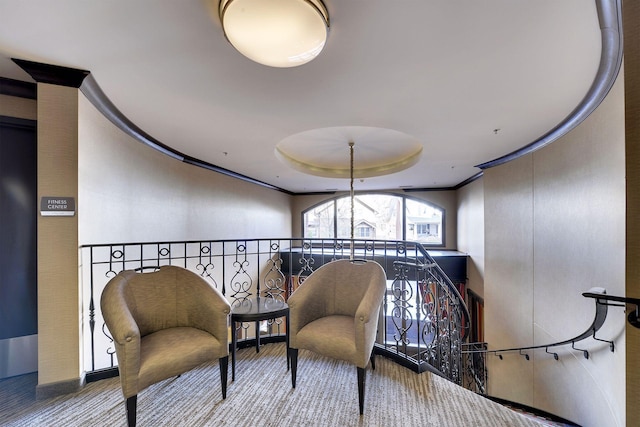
[218,0,330,68]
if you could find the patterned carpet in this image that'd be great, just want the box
[1,343,556,426]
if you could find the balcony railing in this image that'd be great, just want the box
[80,238,472,387]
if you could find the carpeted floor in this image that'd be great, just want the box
[1,343,558,426]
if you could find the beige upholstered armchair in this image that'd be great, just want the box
[287,259,387,414]
[100,265,231,427]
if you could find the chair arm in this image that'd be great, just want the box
[354,276,386,367]
[355,277,386,324]
[100,276,141,398]
[288,275,330,346]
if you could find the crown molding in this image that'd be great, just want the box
[12,58,89,88]
[0,77,36,99]
[476,0,623,170]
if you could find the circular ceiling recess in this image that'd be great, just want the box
[275,126,423,179]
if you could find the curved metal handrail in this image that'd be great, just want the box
[581,291,640,328]
[467,288,615,361]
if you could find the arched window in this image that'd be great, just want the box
[302,193,444,245]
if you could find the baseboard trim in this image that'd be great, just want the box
[36,373,86,400]
[0,334,38,379]
[485,395,581,426]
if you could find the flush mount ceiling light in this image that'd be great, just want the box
[218,0,329,68]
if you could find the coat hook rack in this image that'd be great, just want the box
[487,288,614,361]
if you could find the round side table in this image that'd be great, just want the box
[230,296,289,381]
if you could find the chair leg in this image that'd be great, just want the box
[370,352,376,371]
[357,367,365,415]
[126,395,137,427]
[219,356,229,399]
[289,348,299,388]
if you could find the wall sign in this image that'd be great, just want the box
[40,196,75,216]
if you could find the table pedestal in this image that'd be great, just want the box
[230,296,289,381]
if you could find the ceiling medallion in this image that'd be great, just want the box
[275,126,423,178]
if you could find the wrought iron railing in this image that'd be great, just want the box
[80,238,472,387]
[462,342,488,394]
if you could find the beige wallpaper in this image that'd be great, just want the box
[484,75,626,426]
[34,90,293,390]
[0,93,36,120]
[456,177,484,298]
[37,84,80,387]
[484,154,536,404]
[77,95,293,244]
[624,0,640,423]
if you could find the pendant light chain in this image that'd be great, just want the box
[349,141,355,260]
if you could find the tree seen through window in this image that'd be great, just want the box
[302,194,443,245]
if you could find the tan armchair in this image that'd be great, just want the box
[100,265,231,427]
[287,259,387,414]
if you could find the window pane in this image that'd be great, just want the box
[405,198,443,244]
[302,194,444,245]
[335,197,351,238]
[303,200,335,238]
[336,194,402,240]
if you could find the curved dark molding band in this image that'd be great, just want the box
[476,0,623,170]
[10,0,619,191]
[79,74,292,194]
[401,171,484,192]
[13,58,89,88]
[0,115,37,129]
[80,74,185,162]
[0,77,36,99]
[8,58,291,193]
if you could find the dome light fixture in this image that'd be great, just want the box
[218,0,329,68]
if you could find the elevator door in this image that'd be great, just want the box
[0,116,37,378]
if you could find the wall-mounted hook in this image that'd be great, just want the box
[592,331,615,352]
[519,350,530,360]
[572,341,589,359]
[545,347,559,360]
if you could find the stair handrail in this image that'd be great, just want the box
[581,291,640,328]
[465,287,615,361]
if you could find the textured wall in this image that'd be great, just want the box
[36,84,81,388]
[484,154,536,403]
[0,93,36,120]
[484,74,626,426]
[34,90,293,391]
[623,1,640,424]
[456,177,485,298]
[77,96,292,244]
